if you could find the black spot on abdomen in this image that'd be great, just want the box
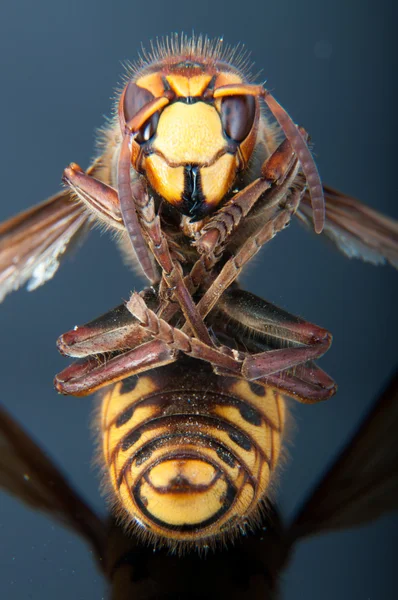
[228,431,252,451]
[239,404,262,426]
[249,382,266,397]
[116,406,134,428]
[120,377,138,395]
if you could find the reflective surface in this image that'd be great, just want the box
[0,0,397,598]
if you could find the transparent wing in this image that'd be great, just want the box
[0,404,105,560]
[0,156,114,304]
[0,191,91,303]
[296,185,398,269]
[288,370,398,543]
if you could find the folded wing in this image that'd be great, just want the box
[297,185,398,269]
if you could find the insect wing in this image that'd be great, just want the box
[0,189,90,303]
[287,371,398,543]
[297,185,398,268]
[0,404,105,560]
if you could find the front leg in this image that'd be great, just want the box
[157,136,302,327]
[195,132,304,258]
[131,179,213,346]
[63,163,159,284]
[183,184,306,333]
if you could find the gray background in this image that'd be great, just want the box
[0,0,397,598]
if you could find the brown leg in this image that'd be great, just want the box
[252,370,335,403]
[157,136,302,326]
[213,83,325,233]
[63,163,123,228]
[131,179,213,346]
[56,288,334,402]
[63,162,159,284]
[126,293,239,373]
[127,293,333,403]
[241,338,330,380]
[195,135,299,256]
[57,288,158,358]
[215,287,331,346]
[182,183,306,334]
[55,338,177,396]
[215,286,333,377]
[211,287,335,402]
[62,167,201,338]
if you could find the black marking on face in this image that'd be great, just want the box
[120,377,138,395]
[239,404,262,427]
[116,406,135,428]
[228,431,252,451]
[177,96,203,104]
[177,164,210,221]
[249,382,266,397]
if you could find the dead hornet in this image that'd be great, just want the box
[0,372,397,598]
[0,34,397,548]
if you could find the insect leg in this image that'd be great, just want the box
[213,83,325,232]
[57,288,158,357]
[212,287,335,402]
[182,184,306,333]
[195,135,299,257]
[64,160,159,283]
[156,138,303,327]
[131,179,214,346]
[127,293,334,403]
[63,163,124,228]
[54,338,177,396]
[217,287,332,347]
[261,369,336,403]
[241,337,331,380]
[126,292,240,372]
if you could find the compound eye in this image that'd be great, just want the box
[135,111,159,144]
[123,81,155,123]
[221,95,256,143]
[123,81,159,144]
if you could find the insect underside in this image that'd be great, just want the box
[0,34,397,550]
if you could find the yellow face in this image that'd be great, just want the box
[120,65,260,220]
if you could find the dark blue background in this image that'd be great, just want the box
[0,0,397,598]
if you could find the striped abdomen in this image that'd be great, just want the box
[100,357,285,547]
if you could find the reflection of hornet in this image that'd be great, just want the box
[1,371,397,598]
[0,34,397,548]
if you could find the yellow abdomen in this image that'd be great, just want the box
[100,357,285,548]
